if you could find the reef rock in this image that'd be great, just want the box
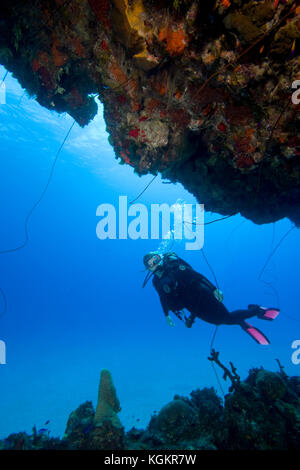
[223,368,300,450]
[255,369,287,401]
[63,401,95,450]
[148,398,201,445]
[90,369,124,449]
[1,0,300,224]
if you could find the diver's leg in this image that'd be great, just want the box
[222,307,258,325]
[221,304,280,325]
[192,301,234,326]
[240,320,270,345]
[248,304,280,321]
[222,306,276,345]
[211,305,275,345]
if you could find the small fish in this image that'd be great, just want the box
[259,45,265,54]
[136,418,140,422]
[291,39,296,57]
[44,420,50,425]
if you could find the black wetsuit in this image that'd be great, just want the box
[152,253,260,328]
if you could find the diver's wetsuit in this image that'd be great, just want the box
[152,252,262,328]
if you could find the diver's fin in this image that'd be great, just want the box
[257,306,280,321]
[241,321,270,345]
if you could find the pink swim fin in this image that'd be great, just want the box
[257,307,280,321]
[241,321,270,345]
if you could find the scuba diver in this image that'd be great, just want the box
[143,251,280,345]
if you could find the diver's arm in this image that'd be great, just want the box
[196,273,224,302]
[196,272,216,291]
[158,293,175,327]
[166,315,175,327]
[186,270,224,302]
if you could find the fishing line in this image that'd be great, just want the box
[201,249,220,291]
[225,219,245,250]
[180,213,232,289]
[129,175,158,205]
[0,119,76,254]
[0,70,8,86]
[258,224,300,322]
[260,223,280,305]
[177,204,221,289]
[180,209,227,398]
[208,325,225,399]
[0,119,76,320]
[183,214,234,226]
[0,119,75,258]
[258,225,296,282]
[210,325,218,352]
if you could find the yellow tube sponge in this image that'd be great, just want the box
[94,369,122,429]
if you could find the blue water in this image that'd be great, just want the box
[0,65,299,440]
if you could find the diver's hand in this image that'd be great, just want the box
[185,316,195,328]
[214,288,224,302]
[166,315,175,327]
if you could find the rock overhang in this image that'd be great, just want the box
[1,0,300,225]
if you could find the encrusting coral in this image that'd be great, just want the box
[0,0,300,225]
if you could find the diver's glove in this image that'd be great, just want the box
[166,315,175,327]
[213,288,224,302]
[185,315,195,328]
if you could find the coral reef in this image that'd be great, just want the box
[1,362,300,450]
[0,0,300,224]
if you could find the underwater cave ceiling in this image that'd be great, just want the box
[1,0,300,225]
